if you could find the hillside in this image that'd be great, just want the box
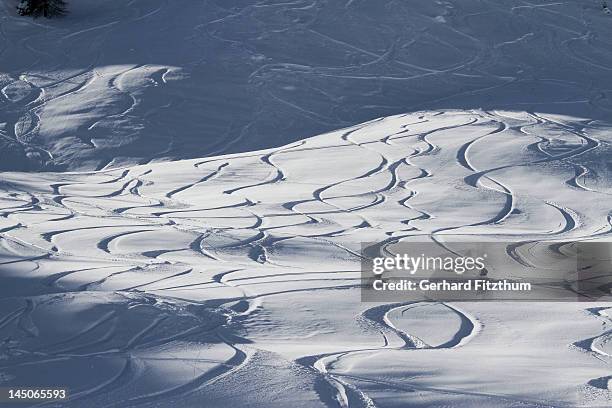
[1,0,611,170]
[1,1,612,407]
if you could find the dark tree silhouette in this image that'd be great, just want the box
[17,0,68,18]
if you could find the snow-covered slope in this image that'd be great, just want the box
[1,110,612,407]
[2,1,612,407]
[1,0,612,170]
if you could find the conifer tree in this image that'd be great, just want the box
[17,0,68,18]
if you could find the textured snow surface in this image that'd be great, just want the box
[1,0,612,170]
[1,0,612,407]
[1,110,612,407]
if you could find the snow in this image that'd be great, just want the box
[1,0,612,171]
[1,0,612,407]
